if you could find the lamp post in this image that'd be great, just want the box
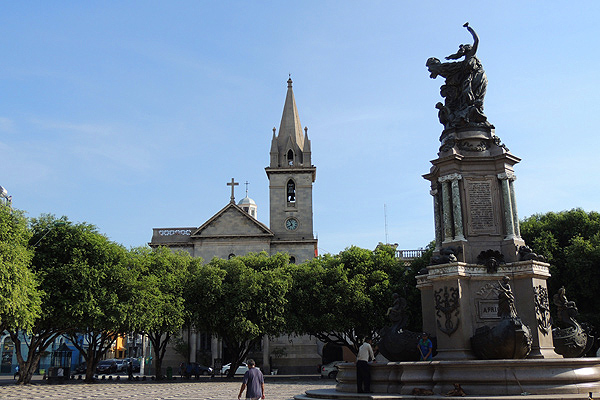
[33,221,67,247]
[0,185,12,208]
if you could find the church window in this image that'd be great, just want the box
[287,149,294,165]
[287,179,296,203]
[251,210,255,217]
[243,207,249,212]
[199,332,211,351]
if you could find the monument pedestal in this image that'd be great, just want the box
[417,260,561,360]
[332,359,600,397]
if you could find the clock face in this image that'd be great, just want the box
[285,218,298,230]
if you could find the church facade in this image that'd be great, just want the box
[149,78,321,373]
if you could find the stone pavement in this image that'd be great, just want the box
[0,378,335,400]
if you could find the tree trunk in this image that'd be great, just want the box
[148,331,172,380]
[68,332,117,382]
[224,337,256,378]
[9,329,62,385]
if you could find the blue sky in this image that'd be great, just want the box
[1,2,599,255]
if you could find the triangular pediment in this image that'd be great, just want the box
[191,202,273,238]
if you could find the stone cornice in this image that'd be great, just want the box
[422,260,551,283]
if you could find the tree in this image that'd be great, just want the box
[286,245,414,355]
[0,204,41,333]
[521,209,600,328]
[128,246,199,379]
[59,234,130,382]
[10,214,129,383]
[194,253,291,378]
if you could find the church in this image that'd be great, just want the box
[149,78,321,373]
[150,77,317,264]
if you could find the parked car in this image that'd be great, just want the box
[221,362,259,375]
[181,362,213,378]
[96,359,118,374]
[123,358,141,373]
[114,359,127,373]
[320,361,344,379]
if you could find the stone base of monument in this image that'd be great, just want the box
[318,360,600,398]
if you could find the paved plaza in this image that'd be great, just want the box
[0,378,335,400]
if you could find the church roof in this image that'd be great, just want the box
[191,202,272,238]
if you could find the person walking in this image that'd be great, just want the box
[356,337,375,393]
[127,360,134,380]
[237,359,265,400]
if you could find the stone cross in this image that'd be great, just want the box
[227,178,239,203]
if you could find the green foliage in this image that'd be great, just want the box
[286,245,417,354]
[17,214,130,383]
[0,205,41,332]
[192,253,291,377]
[30,214,130,331]
[520,209,600,327]
[127,246,200,378]
[129,246,197,334]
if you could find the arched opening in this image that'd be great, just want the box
[228,253,235,259]
[287,149,294,165]
[1,335,14,374]
[289,256,296,264]
[287,180,296,203]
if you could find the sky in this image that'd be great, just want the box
[1,2,599,255]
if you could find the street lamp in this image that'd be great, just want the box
[0,185,12,207]
[33,221,67,247]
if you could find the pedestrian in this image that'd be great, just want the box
[356,337,375,393]
[417,332,433,361]
[237,359,265,400]
[13,365,19,380]
[127,360,134,380]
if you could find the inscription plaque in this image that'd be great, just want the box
[478,300,500,320]
[467,180,495,233]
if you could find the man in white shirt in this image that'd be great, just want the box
[356,337,375,393]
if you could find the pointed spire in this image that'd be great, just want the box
[278,77,305,151]
[303,127,311,152]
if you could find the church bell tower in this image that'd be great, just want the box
[265,78,317,263]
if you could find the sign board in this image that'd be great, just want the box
[478,300,500,320]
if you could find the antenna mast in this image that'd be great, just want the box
[384,203,389,245]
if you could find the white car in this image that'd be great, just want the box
[320,361,344,379]
[114,359,127,373]
[221,362,259,375]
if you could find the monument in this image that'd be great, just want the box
[303,23,600,400]
[419,22,554,361]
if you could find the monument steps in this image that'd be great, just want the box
[295,388,595,400]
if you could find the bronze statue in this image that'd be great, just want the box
[497,276,518,319]
[386,292,408,331]
[553,287,579,329]
[426,23,491,129]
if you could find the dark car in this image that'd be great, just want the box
[181,362,212,378]
[74,362,87,374]
[96,359,118,374]
[123,358,141,373]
